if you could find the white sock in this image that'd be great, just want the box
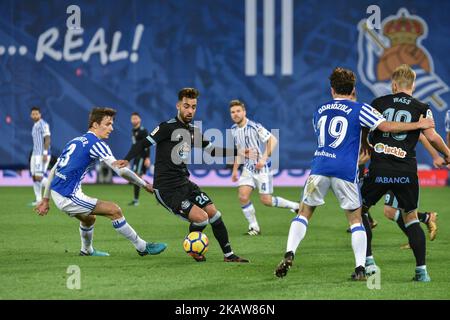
[112,217,146,252]
[241,202,259,231]
[33,181,42,202]
[79,224,94,254]
[272,196,300,210]
[350,223,367,268]
[286,215,308,253]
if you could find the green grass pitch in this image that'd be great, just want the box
[1,185,449,299]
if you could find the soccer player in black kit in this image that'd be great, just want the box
[118,88,251,263]
[128,112,150,206]
[360,65,450,282]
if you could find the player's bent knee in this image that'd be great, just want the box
[111,204,123,219]
[238,194,250,205]
[84,214,97,227]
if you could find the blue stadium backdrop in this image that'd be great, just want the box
[0,0,449,185]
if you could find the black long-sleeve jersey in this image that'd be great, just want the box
[131,126,150,159]
[369,92,432,174]
[125,116,238,189]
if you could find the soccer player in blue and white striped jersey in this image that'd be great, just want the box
[30,107,51,205]
[275,67,435,280]
[34,107,167,257]
[229,100,299,235]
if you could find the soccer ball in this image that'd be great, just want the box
[183,231,209,256]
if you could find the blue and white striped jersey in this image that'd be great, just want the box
[230,118,272,173]
[310,99,385,182]
[31,119,51,155]
[445,110,450,133]
[51,131,114,197]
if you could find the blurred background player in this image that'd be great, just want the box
[360,64,450,282]
[29,107,51,206]
[128,112,150,206]
[34,107,167,257]
[120,88,252,263]
[274,67,434,280]
[229,99,299,235]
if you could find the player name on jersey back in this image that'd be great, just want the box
[317,102,352,115]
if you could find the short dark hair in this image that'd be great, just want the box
[229,99,246,110]
[178,88,199,101]
[88,107,116,128]
[131,112,141,117]
[329,67,356,95]
[31,106,40,112]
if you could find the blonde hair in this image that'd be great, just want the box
[392,64,416,89]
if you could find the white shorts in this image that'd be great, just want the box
[301,175,361,210]
[51,189,98,217]
[30,155,51,177]
[238,168,273,194]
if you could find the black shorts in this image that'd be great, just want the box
[361,171,419,213]
[153,181,213,220]
[132,157,147,176]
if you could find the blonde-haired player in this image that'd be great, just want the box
[230,100,299,235]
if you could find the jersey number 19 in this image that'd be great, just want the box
[317,116,348,148]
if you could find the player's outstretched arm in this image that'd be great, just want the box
[421,128,450,165]
[377,115,434,133]
[257,135,278,169]
[419,133,447,168]
[35,166,56,216]
[231,158,240,182]
[104,157,152,192]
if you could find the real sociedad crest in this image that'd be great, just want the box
[357,8,449,110]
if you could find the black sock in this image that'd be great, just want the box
[418,212,430,224]
[189,222,207,233]
[210,217,232,255]
[133,185,140,201]
[362,212,372,257]
[396,214,408,236]
[367,212,374,224]
[405,222,426,267]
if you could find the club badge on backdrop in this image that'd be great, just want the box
[357,8,449,111]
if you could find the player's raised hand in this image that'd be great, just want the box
[35,198,50,216]
[143,181,154,194]
[418,115,435,130]
[112,159,129,168]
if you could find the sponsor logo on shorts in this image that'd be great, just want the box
[375,176,410,184]
[181,200,191,210]
[373,143,406,158]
